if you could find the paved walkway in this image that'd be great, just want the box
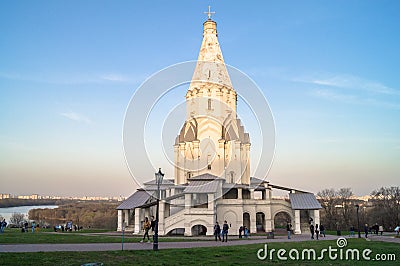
[0,234,398,253]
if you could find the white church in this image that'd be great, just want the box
[117,11,321,236]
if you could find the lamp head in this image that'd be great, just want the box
[155,168,164,183]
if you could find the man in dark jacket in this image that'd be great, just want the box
[286,222,292,239]
[310,224,315,239]
[222,221,229,242]
[214,222,221,241]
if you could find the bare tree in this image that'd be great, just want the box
[337,188,354,227]
[10,213,25,226]
[370,186,400,230]
[317,188,338,229]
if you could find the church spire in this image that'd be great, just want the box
[175,10,250,185]
[189,8,233,89]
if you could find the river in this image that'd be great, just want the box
[0,205,58,223]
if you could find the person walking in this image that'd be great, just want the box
[286,222,292,239]
[364,224,369,238]
[0,219,7,233]
[239,226,243,239]
[150,216,156,238]
[140,217,151,243]
[378,225,384,236]
[222,220,229,242]
[310,223,315,239]
[320,224,326,237]
[395,225,400,236]
[244,226,249,238]
[31,221,36,233]
[315,224,320,240]
[350,225,355,237]
[374,223,379,235]
[214,222,221,241]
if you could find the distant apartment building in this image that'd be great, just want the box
[0,193,11,199]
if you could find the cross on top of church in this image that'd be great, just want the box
[204,5,215,20]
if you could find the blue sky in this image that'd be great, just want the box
[1,0,399,197]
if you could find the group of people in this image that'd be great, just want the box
[0,219,7,233]
[0,219,38,233]
[349,223,386,238]
[20,221,37,233]
[309,223,326,240]
[362,223,385,238]
[238,225,249,239]
[54,223,81,232]
[140,216,156,243]
[213,221,230,242]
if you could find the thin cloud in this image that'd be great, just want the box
[312,89,400,109]
[0,71,145,85]
[60,111,93,124]
[314,89,357,103]
[314,137,400,144]
[297,73,399,95]
[100,73,129,82]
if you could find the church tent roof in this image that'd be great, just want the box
[250,177,268,185]
[184,180,219,193]
[289,193,322,210]
[116,190,151,210]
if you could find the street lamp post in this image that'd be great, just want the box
[355,204,361,238]
[153,168,164,251]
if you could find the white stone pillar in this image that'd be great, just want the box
[237,188,242,199]
[266,187,272,199]
[208,194,214,211]
[309,210,315,225]
[250,189,255,199]
[117,210,123,231]
[134,208,140,234]
[250,213,257,234]
[185,194,191,209]
[265,219,272,232]
[124,209,129,226]
[314,209,320,227]
[206,223,214,236]
[294,210,301,234]
[184,222,191,236]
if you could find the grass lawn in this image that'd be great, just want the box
[0,228,212,244]
[0,239,398,265]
